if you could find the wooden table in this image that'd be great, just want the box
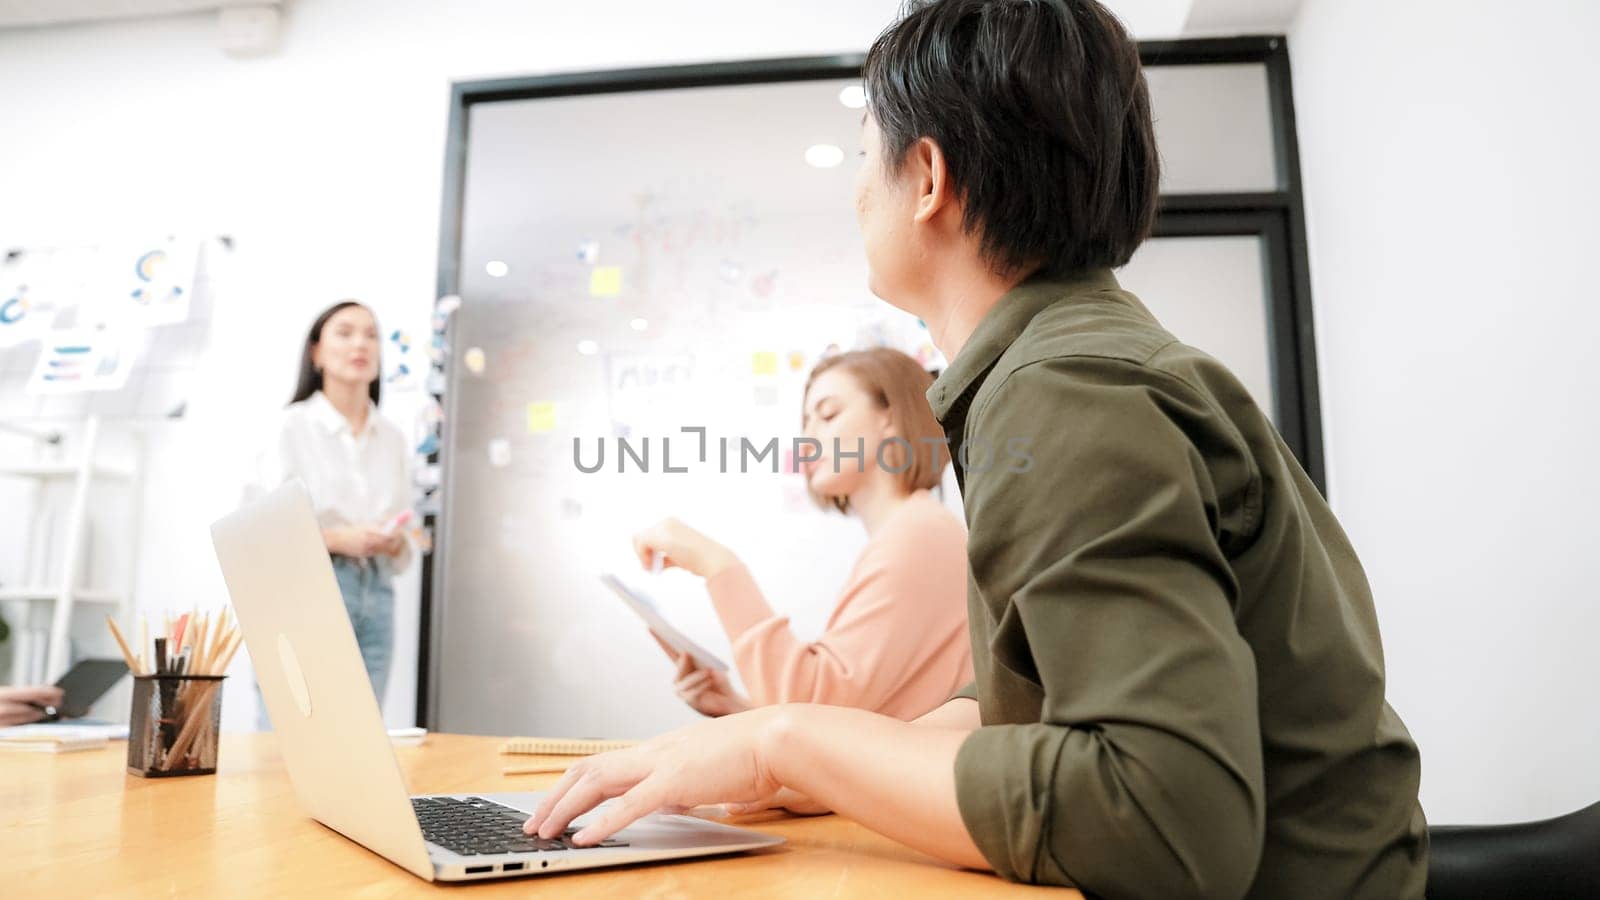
[2,732,1074,897]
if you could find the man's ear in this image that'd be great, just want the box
[911,137,953,225]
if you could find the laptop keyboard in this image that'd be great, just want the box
[412,796,630,856]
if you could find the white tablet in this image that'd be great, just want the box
[599,573,730,672]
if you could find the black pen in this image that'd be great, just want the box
[155,637,168,674]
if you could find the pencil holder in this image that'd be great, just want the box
[127,674,226,777]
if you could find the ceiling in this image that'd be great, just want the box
[1099,0,1195,38]
[0,0,273,29]
[1103,0,1306,36]
[1182,0,1306,35]
[0,0,1305,37]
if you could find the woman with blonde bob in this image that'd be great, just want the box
[633,347,971,722]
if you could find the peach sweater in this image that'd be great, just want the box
[704,490,973,721]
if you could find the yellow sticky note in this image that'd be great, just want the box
[589,266,622,297]
[526,401,557,434]
[751,351,778,376]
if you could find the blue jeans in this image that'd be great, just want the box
[331,555,395,704]
[257,555,393,729]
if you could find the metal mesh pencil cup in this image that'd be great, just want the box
[127,674,226,777]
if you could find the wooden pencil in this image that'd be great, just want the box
[105,616,141,675]
[190,611,209,670]
[209,610,234,672]
[163,682,216,769]
[502,764,570,776]
[204,609,225,671]
[213,631,244,674]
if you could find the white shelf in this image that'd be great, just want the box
[0,462,135,481]
[0,588,123,605]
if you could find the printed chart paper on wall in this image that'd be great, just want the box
[1,237,213,418]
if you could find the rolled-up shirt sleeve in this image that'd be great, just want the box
[954,358,1265,899]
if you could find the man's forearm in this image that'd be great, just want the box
[760,704,990,870]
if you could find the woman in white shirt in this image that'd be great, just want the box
[254,300,412,703]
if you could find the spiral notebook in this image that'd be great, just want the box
[500,736,639,756]
[0,731,110,753]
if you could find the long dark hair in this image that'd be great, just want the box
[291,300,381,406]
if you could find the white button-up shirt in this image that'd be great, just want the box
[253,390,414,575]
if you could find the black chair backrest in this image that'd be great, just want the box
[1427,801,1600,899]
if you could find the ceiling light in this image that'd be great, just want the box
[629,318,648,332]
[838,85,867,109]
[805,144,844,169]
[576,339,599,355]
[485,260,509,277]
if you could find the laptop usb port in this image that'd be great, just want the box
[503,862,525,872]
[464,865,493,874]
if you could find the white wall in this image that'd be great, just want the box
[0,0,920,731]
[1290,0,1600,823]
[0,0,1197,733]
[11,0,1590,827]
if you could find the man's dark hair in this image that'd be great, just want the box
[863,0,1159,277]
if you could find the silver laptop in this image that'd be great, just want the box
[211,480,783,882]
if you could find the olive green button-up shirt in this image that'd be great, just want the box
[931,270,1427,900]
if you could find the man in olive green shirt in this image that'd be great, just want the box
[933,270,1428,897]
[525,2,1427,897]
[847,0,1427,895]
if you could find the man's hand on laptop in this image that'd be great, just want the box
[525,704,984,870]
[724,787,830,817]
[523,707,787,845]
